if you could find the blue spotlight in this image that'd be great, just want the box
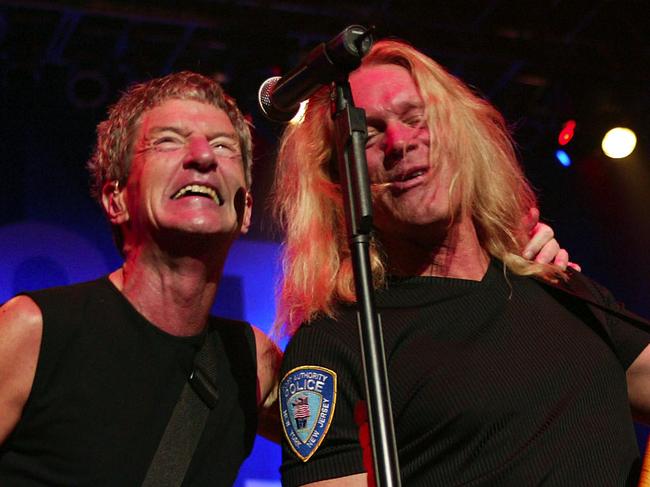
[555,149,572,167]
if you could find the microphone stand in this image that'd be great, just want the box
[330,79,402,487]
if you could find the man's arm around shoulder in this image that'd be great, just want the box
[627,344,650,424]
[252,326,282,442]
[0,296,43,444]
[297,473,368,486]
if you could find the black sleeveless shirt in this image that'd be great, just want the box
[0,277,258,486]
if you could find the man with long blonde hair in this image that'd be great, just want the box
[274,40,650,486]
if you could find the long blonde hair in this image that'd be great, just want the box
[273,39,559,337]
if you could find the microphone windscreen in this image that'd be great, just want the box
[257,76,300,123]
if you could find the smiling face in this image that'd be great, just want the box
[350,64,457,238]
[112,98,251,252]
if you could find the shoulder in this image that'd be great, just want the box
[17,278,114,332]
[537,267,614,304]
[209,316,259,363]
[20,277,116,353]
[251,325,283,442]
[251,325,282,407]
[538,268,650,366]
[0,296,44,361]
[0,295,43,444]
[286,309,359,353]
[207,318,281,407]
[252,325,281,371]
[24,277,110,306]
[282,312,363,390]
[284,311,359,363]
[538,267,648,326]
[0,295,43,343]
[0,277,111,377]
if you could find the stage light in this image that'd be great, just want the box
[555,149,572,167]
[558,120,576,146]
[601,127,637,159]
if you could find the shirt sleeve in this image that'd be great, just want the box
[279,318,367,486]
[579,273,650,370]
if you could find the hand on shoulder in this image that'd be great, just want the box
[522,208,581,271]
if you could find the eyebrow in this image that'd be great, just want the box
[147,126,191,138]
[395,100,424,113]
[148,125,238,142]
[366,99,424,119]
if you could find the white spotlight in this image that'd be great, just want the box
[601,127,637,159]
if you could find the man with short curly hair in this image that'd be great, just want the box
[0,71,279,486]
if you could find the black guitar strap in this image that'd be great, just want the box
[141,331,220,487]
[536,268,650,332]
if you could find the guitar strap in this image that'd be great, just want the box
[535,268,650,333]
[141,330,220,487]
[537,269,650,487]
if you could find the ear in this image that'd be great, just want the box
[239,191,253,235]
[101,180,129,225]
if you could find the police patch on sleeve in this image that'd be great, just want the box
[280,365,337,462]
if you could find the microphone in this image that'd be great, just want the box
[258,25,374,122]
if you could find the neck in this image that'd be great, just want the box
[109,240,230,337]
[379,215,489,281]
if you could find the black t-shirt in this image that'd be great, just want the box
[280,261,649,486]
[0,277,258,486]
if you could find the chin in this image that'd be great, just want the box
[158,217,239,240]
[180,223,239,237]
[165,209,237,231]
[380,203,451,227]
[156,226,239,255]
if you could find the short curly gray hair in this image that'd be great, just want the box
[87,71,253,200]
[87,71,253,253]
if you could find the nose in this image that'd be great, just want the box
[383,122,419,164]
[182,136,217,172]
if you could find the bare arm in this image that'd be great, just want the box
[626,343,650,424]
[0,296,43,444]
[299,473,368,486]
[252,325,282,442]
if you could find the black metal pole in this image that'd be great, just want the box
[331,80,402,487]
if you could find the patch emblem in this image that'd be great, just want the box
[280,365,337,462]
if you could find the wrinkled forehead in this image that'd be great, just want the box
[349,63,423,116]
[134,98,237,143]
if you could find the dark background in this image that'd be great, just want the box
[1,0,648,480]
[1,0,648,311]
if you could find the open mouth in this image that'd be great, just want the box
[385,167,429,190]
[399,169,426,182]
[171,184,223,205]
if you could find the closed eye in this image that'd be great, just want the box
[405,117,423,127]
[155,136,183,144]
[366,129,381,146]
[147,135,186,152]
[403,111,426,128]
[365,120,386,148]
[210,139,240,158]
